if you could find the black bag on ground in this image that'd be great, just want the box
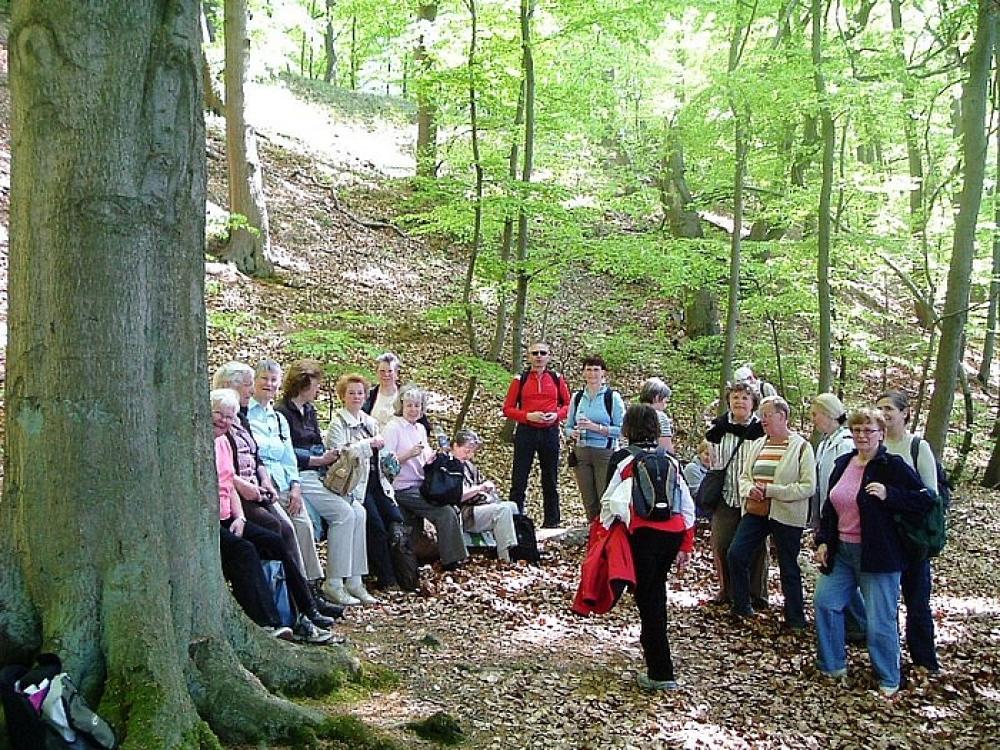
[0,653,118,750]
[510,514,541,565]
[420,453,465,506]
[695,436,745,513]
[389,522,421,592]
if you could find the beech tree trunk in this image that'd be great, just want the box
[924,0,995,455]
[813,0,835,394]
[2,3,351,747]
[414,2,439,178]
[223,0,275,277]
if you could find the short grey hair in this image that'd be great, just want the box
[453,429,482,448]
[255,359,282,377]
[376,351,401,372]
[760,395,790,419]
[213,361,254,389]
[394,385,428,416]
[210,388,240,413]
[638,377,672,404]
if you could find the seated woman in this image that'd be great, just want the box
[383,387,468,570]
[211,388,335,644]
[683,439,715,520]
[814,407,933,697]
[451,430,519,563]
[274,360,375,607]
[728,395,815,630]
[326,373,406,591]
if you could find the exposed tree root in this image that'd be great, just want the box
[0,551,40,665]
[189,636,325,744]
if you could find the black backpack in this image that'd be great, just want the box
[510,514,541,564]
[628,446,682,522]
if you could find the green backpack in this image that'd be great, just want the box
[893,437,948,560]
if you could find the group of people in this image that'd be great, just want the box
[207,341,944,702]
[209,353,520,644]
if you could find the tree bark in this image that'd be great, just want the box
[924,0,996,455]
[414,2,439,178]
[813,0,834,393]
[978,57,1000,386]
[510,0,535,369]
[324,0,337,84]
[201,4,225,116]
[2,3,351,746]
[223,0,274,277]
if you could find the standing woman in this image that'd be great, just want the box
[705,382,767,606]
[363,352,432,434]
[564,355,625,521]
[876,390,941,673]
[814,408,933,696]
[327,373,405,592]
[275,360,375,607]
[729,396,815,628]
[601,404,695,690]
[638,377,675,453]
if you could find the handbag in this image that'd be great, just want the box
[323,416,371,496]
[380,452,401,483]
[744,441,805,518]
[695,436,746,513]
[420,453,465,506]
[566,443,579,468]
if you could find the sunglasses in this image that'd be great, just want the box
[529,350,549,356]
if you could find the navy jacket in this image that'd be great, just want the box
[817,446,933,574]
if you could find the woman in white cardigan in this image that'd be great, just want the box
[727,396,816,629]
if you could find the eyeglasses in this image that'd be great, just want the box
[212,410,236,422]
[851,427,881,436]
[529,350,549,356]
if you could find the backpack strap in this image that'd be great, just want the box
[909,435,921,469]
[514,368,531,408]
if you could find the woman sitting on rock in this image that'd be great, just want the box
[451,430,519,563]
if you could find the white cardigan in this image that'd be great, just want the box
[325,408,395,503]
[737,432,816,528]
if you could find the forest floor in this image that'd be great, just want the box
[1,50,998,748]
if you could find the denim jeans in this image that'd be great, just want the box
[727,514,804,626]
[901,558,939,670]
[815,543,901,689]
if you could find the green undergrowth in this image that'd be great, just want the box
[314,661,400,704]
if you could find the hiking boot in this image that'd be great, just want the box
[751,596,771,611]
[292,614,335,644]
[306,609,336,629]
[636,673,679,691]
[263,625,293,641]
[313,597,346,619]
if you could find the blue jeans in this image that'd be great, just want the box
[728,514,804,627]
[901,558,938,670]
[815,543,901,689]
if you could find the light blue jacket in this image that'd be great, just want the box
[564,386,626,449]
[246,398,300,492]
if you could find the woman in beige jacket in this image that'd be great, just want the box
[728,396,816,629]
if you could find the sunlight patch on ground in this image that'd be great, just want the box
[935,595,1000,615]
[244,81,414,178]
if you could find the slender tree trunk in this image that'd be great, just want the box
[223,0,274,276]
[813,0,834,393]
[2,3,350,747]
[890,0,925,232]
[510,0,535,369]
[951,359,975,482]
[979,60,1000,386]
[349,15,357,89]
[984,396,1000,487]
[925,0,996,455]
[414,2,439,178]
[201,5,225,116]
[323,0,337,84]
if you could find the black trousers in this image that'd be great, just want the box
[631,527,684,681]
[220,519,314,624]
[510,424,561,526]
[365,473,404,586]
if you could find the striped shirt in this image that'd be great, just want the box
[752,440,790,490]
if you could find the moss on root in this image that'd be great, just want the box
[405,712,464,746]
[284,715,404,750]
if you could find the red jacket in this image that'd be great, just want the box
[571,520,636,616]
[502,369,571,427]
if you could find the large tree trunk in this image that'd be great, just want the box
[222,0,274,277]
[414,2,439,178]
[924,0,995,455]
[813,0,835,393]
[510,0,535,369]
[2,3,352,747]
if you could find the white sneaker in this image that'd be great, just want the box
[345,582,380,605]
[322,580,361,606]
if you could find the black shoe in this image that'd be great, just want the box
[751,596,770,611]
[306,609,336,629]
[313,597,346,620]
[292,614,336,645]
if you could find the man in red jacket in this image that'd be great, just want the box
[502,342,571,527]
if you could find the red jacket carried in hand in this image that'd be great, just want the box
[571,519,636,616]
